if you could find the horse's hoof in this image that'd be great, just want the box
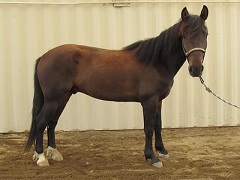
[33,151,49,166]
[37,159,50,166]
[146,158,163,168]
[157,152,170,158]
[46,146,63,161]
[152,161,163,168]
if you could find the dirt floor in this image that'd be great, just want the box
[0,127,240,180]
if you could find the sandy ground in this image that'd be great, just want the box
[0,127,240,180]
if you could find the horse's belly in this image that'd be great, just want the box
[75,73,139,102]
[81,85,139,102]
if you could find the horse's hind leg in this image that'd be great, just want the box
[154,101,169,158]
[46,92,72,161]
[34,100,61,166]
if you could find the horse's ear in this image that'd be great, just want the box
[200,5,208,20]
[181,7,189,21]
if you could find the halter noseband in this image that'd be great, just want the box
[184,48,206,57]
[182,38,206,57]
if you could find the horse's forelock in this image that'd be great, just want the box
[181,15,207,37]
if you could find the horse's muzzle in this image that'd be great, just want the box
[188,65,204,77]
[187,50,205,77]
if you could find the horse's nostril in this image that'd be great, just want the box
[189,66,193,73]
[189,65,203,74]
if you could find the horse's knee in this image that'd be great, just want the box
[144,128,154,138]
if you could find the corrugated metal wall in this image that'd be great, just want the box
[0,0,240,132]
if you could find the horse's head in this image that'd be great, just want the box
[181,5,208,77]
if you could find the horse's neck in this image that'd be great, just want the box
[160,37,186,78]
[155,22,186,77]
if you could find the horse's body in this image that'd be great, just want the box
[39,44,173,102]
[26,6,209,167]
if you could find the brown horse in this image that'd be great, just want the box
[25,6,208,167]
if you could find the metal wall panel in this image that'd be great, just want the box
[0,1,240,132]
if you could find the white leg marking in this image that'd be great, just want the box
[33,151,49,166]
[46,146,63,161]
[157,151,170,158]
[146,158,163,168]
[152,161,163,168]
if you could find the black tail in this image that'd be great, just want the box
[25,57,44,151]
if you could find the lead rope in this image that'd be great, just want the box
[199,76,240,109]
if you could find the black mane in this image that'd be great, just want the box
[123,15,207,65]
[123,35,165,65]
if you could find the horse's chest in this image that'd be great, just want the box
[159,79,174,99]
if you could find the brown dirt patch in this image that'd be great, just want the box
[0,127,240,179]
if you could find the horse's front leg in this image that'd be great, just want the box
[154,101,169,158]
[141,96,162,168]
